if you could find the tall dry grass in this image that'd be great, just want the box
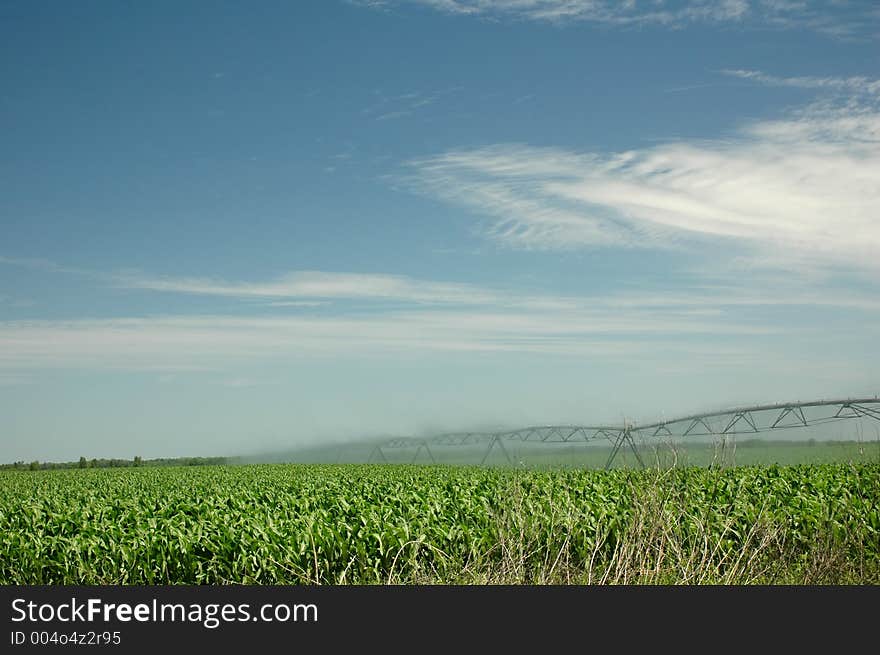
[386,467,878,585]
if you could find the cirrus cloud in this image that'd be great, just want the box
[354,1,878,37]
[404,97,880,274]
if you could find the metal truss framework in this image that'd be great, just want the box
[367,397,880,469]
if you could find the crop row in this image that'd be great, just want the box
[1,464,877,584]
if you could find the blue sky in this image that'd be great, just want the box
[2,1,879,461]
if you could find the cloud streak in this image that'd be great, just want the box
[362,87,461,122]
[5,254,880,314]
[0,309,778,372]
[121,271,505,306]
[404,98,880,274]
[3,260,878,375]
[356,1,878,36]
[721,69,880,95]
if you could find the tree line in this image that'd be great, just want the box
[1,456,228,471]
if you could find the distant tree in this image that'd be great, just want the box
[133,455,143,467]
[29,460,40,471]
[78,456,88,469]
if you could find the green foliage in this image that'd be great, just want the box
[0,456,227,471]
[0,463,877,584]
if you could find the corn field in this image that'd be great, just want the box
[2,463,878,584]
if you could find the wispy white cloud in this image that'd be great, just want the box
[265,300,332,308]
[0,308,778,372]
[2,260,878,375]
[354,1,877,36]
[721,69,880,95]
[121,271,505,305]
[756,0,876,39]
[590,286,880,313]
[357,0,747,23]
[5,252,879,314]
[404,97,880,274]
[363,87,460,121]
[0,256,90,276]
[376,110,412,121]
[120,268,880,313]
[4,258,526,309]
